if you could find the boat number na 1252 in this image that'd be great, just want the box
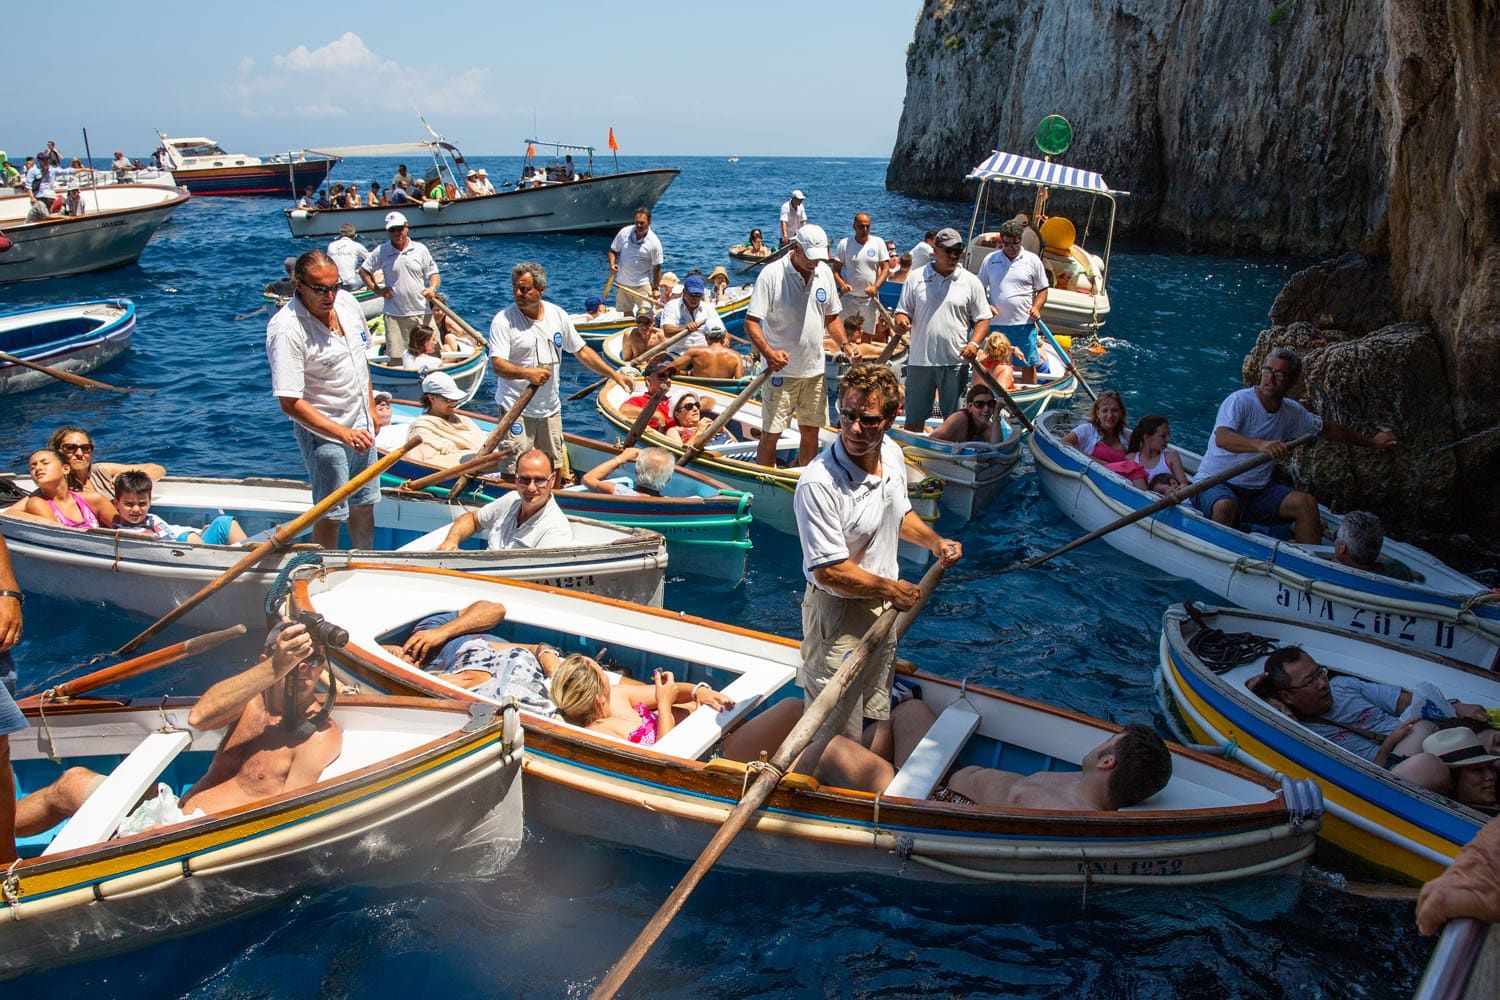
[1273,582,1448,649]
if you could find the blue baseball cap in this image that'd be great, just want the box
[683,275,706,295]
[585,296,602,311]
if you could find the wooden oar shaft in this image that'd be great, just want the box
[400,449,507,492]
[1012,431,1320,572]
[1036,317,1096,402]
[620,385,668,448]
[615,283,659,307]
[0,349,138,394]
[591,561,946,1000]
[738,243,790,273]
[435,304,487,348]
[110,436,424,658]
[969,356,1034,434]
[450,384,538,498]
[678,369,771,467]
[47,624,249,702]
[871,299,905,366]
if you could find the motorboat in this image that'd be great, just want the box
[0,185,188,283]
[155,132,337,196]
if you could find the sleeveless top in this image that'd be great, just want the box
[47,490,100,530]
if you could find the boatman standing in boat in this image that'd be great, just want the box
[487,261,630,479]
[794,362,962,754]
[833,212,891,335]
[607,207,663,316]
[660,274,726,355]
[780,189,808,245]
[327,223,370,292]
[267,250,379,550]
[975,218,1050,385]
[359,211,439,363]
[745,223,851,468]
[895,227,991,430]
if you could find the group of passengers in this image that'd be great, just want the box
[296,163,501,212]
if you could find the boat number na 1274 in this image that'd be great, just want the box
[1273,582,1450,649]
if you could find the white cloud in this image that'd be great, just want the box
[228,33,496,119]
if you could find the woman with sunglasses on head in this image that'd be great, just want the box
[927,383,1006,444]
[47,426,164,497]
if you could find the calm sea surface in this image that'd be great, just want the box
[0,156,1439,997]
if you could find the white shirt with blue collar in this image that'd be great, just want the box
[794,435,911,597]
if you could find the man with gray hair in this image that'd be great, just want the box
[487,262,630,479]
[894,227,990,429]
[1193,348,1398,543]
[1334,510,1416,580]
[579,446,674,496]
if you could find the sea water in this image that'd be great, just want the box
[0,156,1448,997]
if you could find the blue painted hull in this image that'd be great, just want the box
[0,299,135,394]
[176,159,335,197]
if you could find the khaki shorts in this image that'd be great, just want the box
[761,373,827,435]
[799,584,895,739]
[384,312,425,360]
[615,282,652,317]
[501,411,572,480]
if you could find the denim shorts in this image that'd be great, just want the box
[173,514,238,545]
[0,662,26,737]
[996,322,1041,365]
[293,423,381,521]
[1194,481,1295,525]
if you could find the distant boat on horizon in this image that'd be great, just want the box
[727,156,739,163]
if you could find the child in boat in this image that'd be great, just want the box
[112,471,248,545]
[17,450,115,530]
[979,331,1021,390]
[401,323,447,372]
[1125,415,1191,494]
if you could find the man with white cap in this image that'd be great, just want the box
[744,223,849,468]
[477,168,496,195]
[488,261,630,480]
[327,223,370,291]
[833,211,891,333]
[464,169,485,198]
[660,274,726,355]
[404,371,489,465]
[607,206,663,316]
[894,227,990,429]
[780,189,808,245]
[975,217,1050,384]
[359,211,439,362]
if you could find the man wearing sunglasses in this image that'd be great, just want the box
[437,449,573,551]
[794,363,962,757]
[975,217,1050,384]
[267,250,380,549]
[892,227,990,432]
[358,210,439,362]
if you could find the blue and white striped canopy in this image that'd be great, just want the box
[967,151,1116,195]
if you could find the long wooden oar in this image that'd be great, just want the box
[871,298,906,366]
[614,282,660,308]
[619,385,668,449]
[601,274,615,303]
[591,560,947,1000]
[969,355,1034,434]
[449,384,537,499]
[677,369,772,467]
[737,242,791,274]
[108,436,424,659]
[565,326,694,402]
[1002,432,1320,573]
[1036,316,1097,402]
[36,624,248,703]
[398,450,508,493]
[0,350,145,394]
[433,302,488,349]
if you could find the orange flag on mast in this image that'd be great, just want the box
[608,128,619,153]
[526,142,536,159]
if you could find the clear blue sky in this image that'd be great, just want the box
[7,4,920,160]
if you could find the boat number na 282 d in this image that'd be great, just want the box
[1273,582,1453,650]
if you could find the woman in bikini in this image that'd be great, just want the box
[928,384,1005,444]
[18,450,116,529]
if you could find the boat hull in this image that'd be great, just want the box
[0,186,188,283]
[367,341,488,406]
[175,159,335,197]
[0,299,135,394]
[888,420,1023,524]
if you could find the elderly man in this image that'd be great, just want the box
[794,362,961,752]
[438,449,573,550]
[327,223,370,292]
[359,211,438,363]
[608,207,663,316]
[833,212,891,333]
[1331,510,1415,580]
[745,224,850,468]
[267,250,379,550]
[1194,348,1397,542]
[619,356,677,433]
[675,327,745,380]
[944,725,1172,810]
[660,274,726,355]
[894,227,990,430]
[581,446,676,496]
[976,218,1050,384]
[488,262,629,479]
[779,189,808,245]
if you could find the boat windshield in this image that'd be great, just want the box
[174,142,227,158]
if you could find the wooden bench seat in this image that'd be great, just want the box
[44,730,192,856]
[882,704,980,801]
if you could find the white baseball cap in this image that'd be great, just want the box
[420,371,466,401]
[791,189,805,201]
[794,223,829,261]
[384,211,409,229]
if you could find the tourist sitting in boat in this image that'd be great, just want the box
[328,223,370,291]
[464,170,485,197]
[583,296,606,318]
[367,181,382,207]
[928,384,1005,444]
[707,266,731,302]
[735,228,774,259]
[826,314,885,360]
[1422,730,1499,812]
[1061,389,1130,462]
[388,182,413,205]
[112,470,247,546]
[581,446,677,496]
[24,192,49,223]
[400,323,446,372]
[669,393,736,447]
[1193,348,1397,543]
[549,652,747,748]
[978,331,1020,390]
[373,390,393,434]
[620,357,677,431]
[315,189,332,211]
[436,449,572,550]
[476,168,496,195]
[657,271,681,305]
[884,240,909,284]
[16,450,115,530]
[938,724,1173,810]
[428,294,469,354]
[1124,415,1190,495]
[1332,510,1417,581]
[383,601,559,716]
[427,177,448,201]
[620,306,664,362]
[48,426,165,496]
[404,372,488,465]
[675,328,746,380]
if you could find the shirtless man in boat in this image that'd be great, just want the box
[938,724,1172,811]
[674,327,746,380]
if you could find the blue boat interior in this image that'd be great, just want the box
[0,315,104,353]
[148,502,462,552]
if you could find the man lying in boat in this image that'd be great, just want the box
[1260,645,1498,793]
[934,724,1173,810]
[435,448,573,550]
[1331,510,1417,581]
[383,600,560,715]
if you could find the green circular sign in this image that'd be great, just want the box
[1034,115,1073,156]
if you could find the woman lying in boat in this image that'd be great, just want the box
[427,294,468,353]
[15,449,116,529]
[823,314,887,361]
[580,446,679,496]
[49,425,165,496]
[927,384,1005,444]
[404,372,487,465]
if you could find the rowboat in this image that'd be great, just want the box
[599,328,755,393]
[155,132,337,196]
[888,415,1024,523]
[2,692,521,978]
[728,243,789,266]
[374,402,753,586]
[1157,603,1500,884]
[0,185,189,284]
[1030,410,1500,668]
[0,475,668,627]
[596,380,944,537]
[0,299,135,394]
[574,284,753,343]
[366,327,488,406]
[295,564,1322,892]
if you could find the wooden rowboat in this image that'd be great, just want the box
[888,415,1024,524]
[1031,409,1500,668]
[0,299,135,394]
[296,564,1322,892]
[572,284,753,343]
[1,693,521,978]
[599,328,755,393]
[365,322,488,406]
[1157,603,1500,884]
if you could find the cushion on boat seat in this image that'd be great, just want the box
[704,755,820,792]
[43,730,192,856]
[883,704,981,801]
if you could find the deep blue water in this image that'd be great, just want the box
[0,157,1435,997]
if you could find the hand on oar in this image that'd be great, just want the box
[677,369,772,467]
[450,385,538,499]
[0,350,148,394]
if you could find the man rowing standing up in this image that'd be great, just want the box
[359,211,439,362]
[660,274,726,355]
[794,362,962,757]
[608,207,663,316]
[779,189,808,245]
[745,224,850,468]
[487,262,629,479]
[895,227,990,430]
[1193,347,1397,543]
[833,212,891,335]
[976,218,1049,385]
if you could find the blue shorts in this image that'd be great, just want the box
[173,514,238,546]
[409,612,505,672]
[293,424,381,522]
[996,322,1041,366]
[1194,481,1295,525]
[0,662,25,737]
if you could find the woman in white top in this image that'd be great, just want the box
[1126,414,1190,495]
[400,324,445,371]
[1061,389,1131,463]
[404,372,486,465]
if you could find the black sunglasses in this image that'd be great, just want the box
[839,409,885,429]
[300,281,340,296]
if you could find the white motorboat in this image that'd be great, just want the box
[0,185,188,283]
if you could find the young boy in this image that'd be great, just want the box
[113,471,248,545]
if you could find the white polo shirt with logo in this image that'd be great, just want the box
[747,256,842,379]
[487,301,585,419]
[780,199,807,237]
[362,239,438,318]
[661,295,726,353]
[266,290,373,442]
[834,235,887,297]
[794,436,912,597]
[474,493,573,550]
[609,226,663,287]
[977,248,1050,326]
[895,263,990,366]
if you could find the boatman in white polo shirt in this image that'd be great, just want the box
[833,211,891,334]
[660,273,726,355]
[327,223,369,291]
[794,362,962,751]
[744,223,851,468]
[895,227,991,430]
[607,207,663,316]
[779,189,808,245]
[487,261,631,480]
[359,210,439,363]
[975,218,1050,384]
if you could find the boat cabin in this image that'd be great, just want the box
[157,136,261,169]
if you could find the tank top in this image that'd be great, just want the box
[47,490,100,530]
